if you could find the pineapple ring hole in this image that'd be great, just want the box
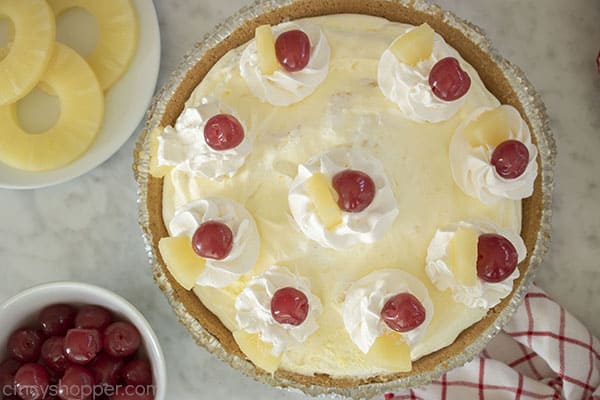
[0,17,14,60]
[56,7,99,57]
[16,87,61,135]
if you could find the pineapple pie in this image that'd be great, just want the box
[149,14,539,379]
[0,0,138,172]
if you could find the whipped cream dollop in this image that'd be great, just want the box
[377,31,469,123]
[240,22,330,106]
[342,269,433,355]
[157,97,252,180]
[288,147,399,249]
[449,105,538,204]
[235,265,323,355]
[426,220,526,309]
[168,197,260,288]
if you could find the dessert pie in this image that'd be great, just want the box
[135,0,554,396]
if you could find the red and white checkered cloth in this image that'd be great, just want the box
[384,285,600,400]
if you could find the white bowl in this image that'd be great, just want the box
[0,282,166,400]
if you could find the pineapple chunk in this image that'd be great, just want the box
[304,173,342,230]
[158,236,206,290]
[233,330,282,374]
[48,0,138,90]
[0,0,55,105]
[255,24,280,75]
[0,43,104,171]
[390,23,435,66]
[148,127,171,178]
[365,332,412,372]
[463,107,511,148]
[446,227,479,287]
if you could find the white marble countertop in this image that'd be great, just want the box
[1,1,598,399]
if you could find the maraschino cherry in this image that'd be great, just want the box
[39,304,77,337]
[103,322,141,358]
[58,365,95,400]
[428,57,471,101]
[332,169,376,213]
[7,329,43,363]
[270,287,309,326]
[203,114,244,151]
[192,221,234,260]
[491,140,529,179]
[380,293,426,333]
[477,233,518,283]
[64,329,102,365]
[275,30,311,72]
[14,363,49,400]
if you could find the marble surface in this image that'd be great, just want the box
[0,0,598,399]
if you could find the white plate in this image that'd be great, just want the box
[0,0,161,189]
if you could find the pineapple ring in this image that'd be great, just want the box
[0,43,104,172]
[0,0,55,105]
[48,0,138,91]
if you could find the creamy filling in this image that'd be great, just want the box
[159,14,522,377]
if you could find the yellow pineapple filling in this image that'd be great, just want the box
[365,331,412,371]
[304,172,343,230]
[463,107,512,148]
[158,236,206,290]
[446,227,479,287]
[160,14,524,377]
[390,23,435,66]
[233,330,282,373]
[255,24,281,75]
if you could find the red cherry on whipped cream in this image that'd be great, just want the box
[428,57,471,101]
[203,114,244,151]
[477,233,518,283]
[332,169,376,213]
[275,29,311,72]
[270,287,309,326]
[192,221,234,260]
[380,293,426,333]
[491,140,529,179]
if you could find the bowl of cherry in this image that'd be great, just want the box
[0,282,166,400]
